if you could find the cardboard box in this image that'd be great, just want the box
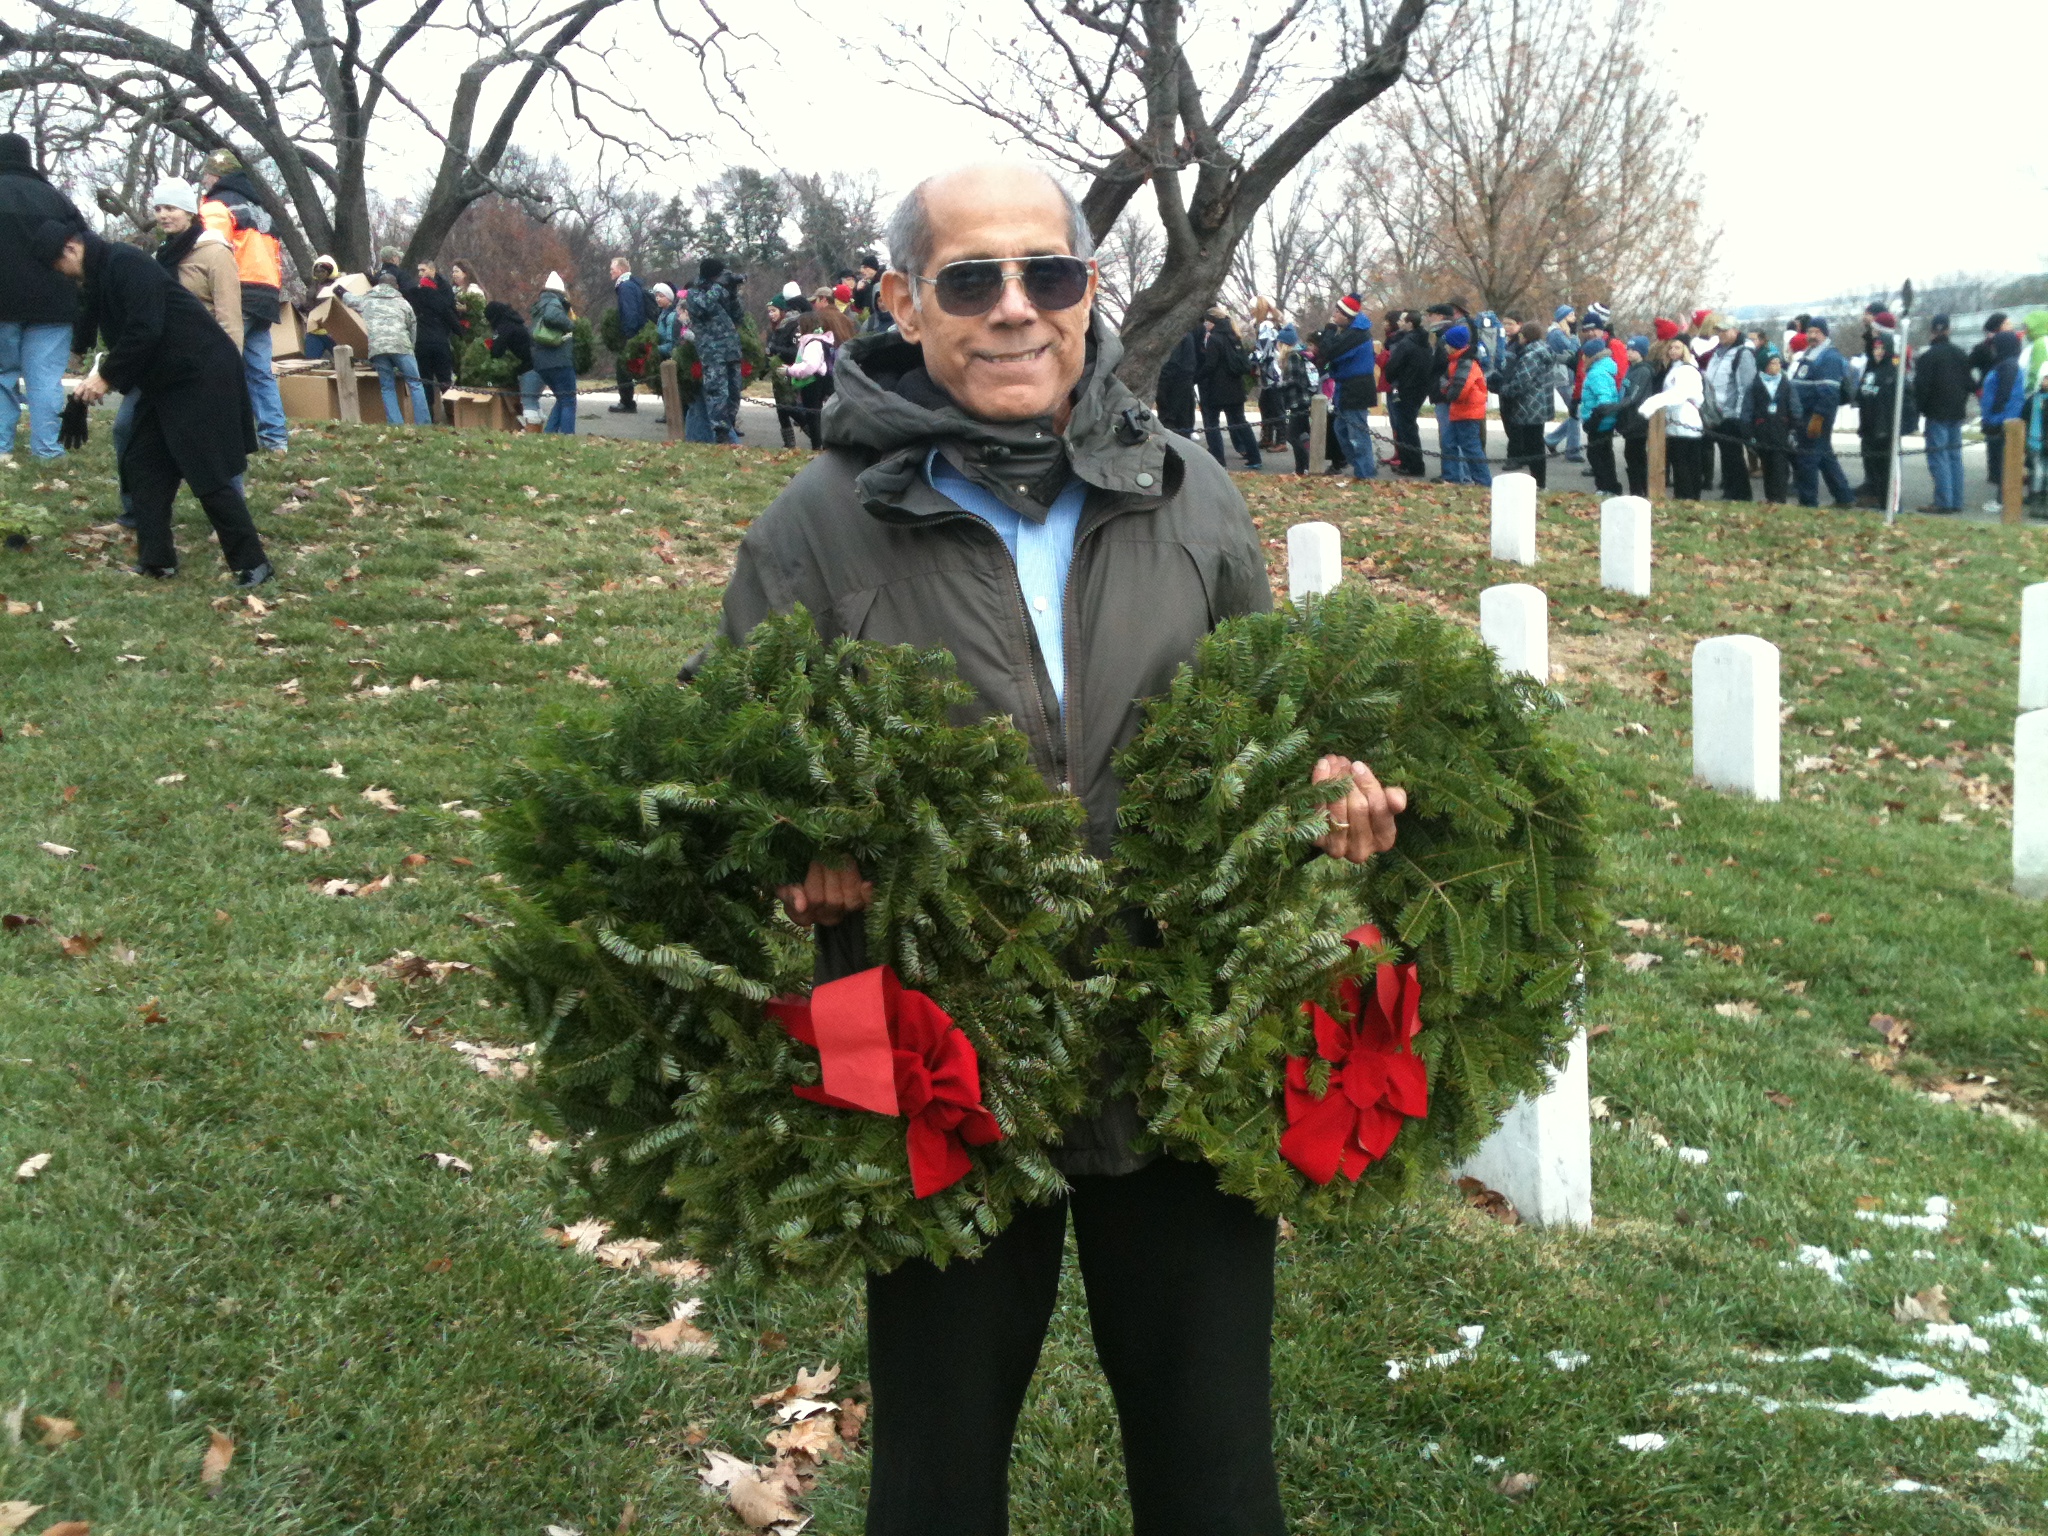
[443,388,518,432]
[308,294,369,357]
[271,301,304,360]
[275,367,414,424]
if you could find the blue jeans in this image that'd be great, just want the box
[0,320,74,459]
[1794,426,1853,506]
[302,333,332,361]
[1546,411,1582,460]
[1331,407,1378,479]
[1924,418,1963,510]
[1443,418,1492,485]
[372,352,431,426]
[243,322,289,449]
[534,365,578,433]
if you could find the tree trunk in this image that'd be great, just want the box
[1114,238,1243,400]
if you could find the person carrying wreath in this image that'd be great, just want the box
[711,160,1406,1536]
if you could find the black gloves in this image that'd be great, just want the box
[59,395,89,450]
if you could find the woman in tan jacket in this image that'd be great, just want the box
[113,176,244,528]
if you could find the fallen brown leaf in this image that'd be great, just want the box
[1496,1471,1540,1499]
[3,914,44,931]
[1868,1013,1913,1049]
[766,1414,843,1463]
[699,1450,806,1531]
[0,1503,43,1535]
[422,1152,473,1176]
[57,932,99,959]
[754,1366,841,1409]
[1812,912,1834,925]
[14,1153,52,1182]
[836,1399,867,1446]
[631,1305,717,1358]
[135,999,167,1025]
[1894,1285,1952,1325]
[39,1524,91,1536]
[199,1427,234,1491]
[360,786,402,812]
[33,1415,81,1448]
[1764,1091,1796,1109]
[1711,1000,1761,1021]
[1455,1176,1519,1225]
[323,978,377,1010]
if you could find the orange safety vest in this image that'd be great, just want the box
[200,198,283,290]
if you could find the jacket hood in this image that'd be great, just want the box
[821,312,1169,505]
[2026,311,2048,342]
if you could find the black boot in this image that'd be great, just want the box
[130,562,177,579]
[234,561,273,588]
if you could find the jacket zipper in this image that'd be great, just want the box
[940,510,1063,785]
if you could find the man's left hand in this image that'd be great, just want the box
[74,375,108,406]
[1312,754,1407,864]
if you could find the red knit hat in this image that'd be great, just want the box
[1790,333,1809,352]
[1690,307,1713,331]
[832,282,853,303]
[1336,293,1364,317]
[1653,317,1680,342]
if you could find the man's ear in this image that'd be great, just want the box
[881,271,919,343]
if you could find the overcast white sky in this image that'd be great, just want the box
[475,0,2048,308]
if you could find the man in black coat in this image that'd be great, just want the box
[608,256,654,413]
[409,259,462,412]
[1155,328,1199,437]
[1913,314,1974,514]
[42,223,271,586]
[0,133,88,460]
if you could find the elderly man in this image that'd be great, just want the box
[41,222,270,586]
[715,162,1405,1536]
[608,255,653,413]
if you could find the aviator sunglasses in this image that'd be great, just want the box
[915,255,1093,317]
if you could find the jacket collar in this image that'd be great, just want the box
[825,312,1171,520]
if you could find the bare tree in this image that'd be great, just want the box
[0,0,738,276]
[882,0,1437,392]
[1350,0,1717,323]
[1093,206,1162,327]
[1225,157,1324,321]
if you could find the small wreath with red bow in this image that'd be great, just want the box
[1102,584,1604,1217]
[488,609,1107,1279]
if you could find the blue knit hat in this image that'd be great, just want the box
[1277,324,1299,345]
[1445,323,1471,349]
[1581,336,1607,358]
[1554,304,1574,322]
[1627,335,1650,356]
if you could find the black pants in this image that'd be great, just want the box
[125,411,266,575]
[414,338,454,389]
[1388,399,1424,474]
[1504,422,1547,487]
[1256,386,1283,448]
[1987,421,2007,492]
[1202,402,1263,468]
[796,380,831,450]
[1624,433,1649,497]
[1758,448,1792,503]
[1669,435,1705,500]
[1586,427,1622,494]
[615,358,637,409]
[1288,411,1313,474]
[865,1156,1282,1536]
[1717,434,1752,501]
[1157,382,1196,438]
[1862,440,1892,505]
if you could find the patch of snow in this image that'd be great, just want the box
[1912,1249,1938,1260]
[1724,1190,1746,1205]
[1616,1433,1668,1452]
[1678,1146,1710,1165]
[1825,1377,2002,1422]
[1473,1454,1505,1471]
[1789,1245,1866,1284]
[1922,1324,1992,1356]
[1858,1196,1951,1232]
[1387,1324,1485,1381]
[1547,1351,1590,1373]
[1884,1479,1934,1493]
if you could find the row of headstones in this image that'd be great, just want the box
[1284,476,2048,1229]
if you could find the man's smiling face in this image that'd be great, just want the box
[883,165,1096,424]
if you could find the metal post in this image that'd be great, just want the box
[1885,281,1912,526]
[1646,411,1666,505]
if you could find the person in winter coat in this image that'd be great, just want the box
[652,285,680,359]
[1912,315,1972,514]
[1578,337,1623,495]
[687,257,746,443]
[1250,298,1283,449]
[1568,304,1630,462]
[1155,328,1200,439]
[1703,321,1757,501]
[344,271,431,427]
[1437,322,1492,486]
[1497,323,1556,486]
[526,273,578,434]
[1316,295,1378,480]
[46,223,269,585]
[1747,347,1801,504]
[716,167,1408,1536]
[1615,339,1664,498]
[784,308,844,451]
[113,178,245,527]
[1275,328,1318,474]
[1980,329,2028,510]
[607,257,655,413]
[1789,318,1855,508]
[1384,314,1432,476]
[301,254,342,360]
[764,294,804,448]
[1969,313,2008,385]
[1543,305,1584,462]
[1638,338,1707,500]
[1195,309,1263,470]
[197,149,288,450]
[483,299,534,377]
[1855,333,1906,509]
[408,260,461,412]
[0,132,88,460]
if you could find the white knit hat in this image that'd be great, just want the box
[543,270,566,293]
[150,177,199,215]
[781,281,801,301]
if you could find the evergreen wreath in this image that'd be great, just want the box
[488,611,1108,1280]
[1100,583,1603,1217]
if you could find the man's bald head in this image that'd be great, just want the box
[885,163,1093,284]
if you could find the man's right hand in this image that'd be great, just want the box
[778,861,873,928]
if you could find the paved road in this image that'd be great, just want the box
[576,391,2037,527]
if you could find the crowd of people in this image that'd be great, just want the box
[1151,294,2048,517]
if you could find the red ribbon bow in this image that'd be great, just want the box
[766,967,1003,1199]
[1280,924,1428,1184]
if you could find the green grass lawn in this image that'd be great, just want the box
[3,425,2047,1534]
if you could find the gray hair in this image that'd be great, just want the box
[886,169,1095,304]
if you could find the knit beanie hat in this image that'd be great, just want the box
[1336,293,1364,317]
[698,256,726,286]
[1585,301,1612,329]
[1580,336,1608,358]
[833,282,853,303]
[312,254,337,274]
[1627,335,1650,357]
[651,282,675,301]
[543,270,567,293]
[1690,307,1713,331]
[202,148,242,177]
[30,217,82,265]
[781,281,802,301]
[150,177,199,215]
[1444,323,1471,349]
[1808,317,1829,335]
[1554,304,1574,322]
[1653,317,1680,342]
[0,133,36,173]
